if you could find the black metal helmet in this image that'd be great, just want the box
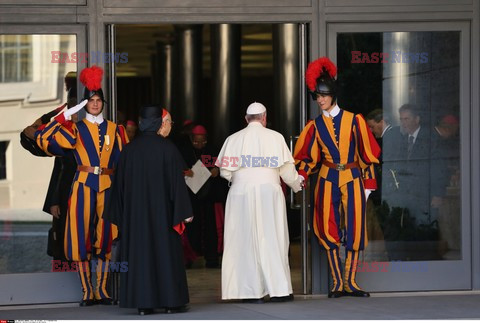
[306,57,337,101]
[312,75,337,101]
[82,87,105,102]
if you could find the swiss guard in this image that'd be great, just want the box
[293,57,381,298]
[36,66,128,306]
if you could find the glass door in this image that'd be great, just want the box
[327,22,470,291]
[108,22,312,298]
[0,25,87,304]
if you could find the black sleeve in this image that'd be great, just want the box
[104,151,126,228]
[169,144,194,226]
[42,157,63,213]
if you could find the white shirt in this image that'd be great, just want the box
[381,124,392,138]
[409,126,421,144]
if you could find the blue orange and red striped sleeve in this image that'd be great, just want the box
[115,124,129,149]
[35,115,77,156]
[354,114,381,189]
[293,120,321,180]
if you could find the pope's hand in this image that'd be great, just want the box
[299,175,305,188]
[290,175,304,193]
[64,99,87,119]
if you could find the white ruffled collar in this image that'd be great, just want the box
[85,112,104,125]
[322,104,340,118]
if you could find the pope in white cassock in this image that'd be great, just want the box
[215,102,304,303]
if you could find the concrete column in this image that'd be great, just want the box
[156,40,174,110]
[174,25,203,123]
[210,24,241,151]
[150,53,159,103]
[273,24,300,139]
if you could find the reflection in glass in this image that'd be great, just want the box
[337,31,460,261]
[0,34,76,274]
[0,35,32,82]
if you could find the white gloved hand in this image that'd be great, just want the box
[299,175,305,188]
[291,175,304,193]
[64,99,88,119]
[365,189,372,201]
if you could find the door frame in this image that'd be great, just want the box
[0,24,87,305]
[327,21,472,291]
[105,21,313,294]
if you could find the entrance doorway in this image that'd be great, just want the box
[110,23,309,299]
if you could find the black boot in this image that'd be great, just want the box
[138,308,154,315]
[327,248,345,298]
[79,299,96,307]
[344,250,370,297]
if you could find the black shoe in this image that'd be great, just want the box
[165,305,189,313]
[327,291,345,298]
[344,290,370,297]
[270,294,294,302]
[138,308,154,315]
[242,298,265,304]
[79,299,96,307]
[96,298,114,305]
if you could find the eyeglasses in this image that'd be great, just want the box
[193,140,207,145]
[164,119,174,125]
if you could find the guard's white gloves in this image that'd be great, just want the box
[299,175,305,189]
[365,189,372,201]
[64,99,88,119]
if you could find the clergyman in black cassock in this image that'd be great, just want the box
[104,105,193,315]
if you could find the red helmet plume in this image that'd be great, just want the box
[305,57,337,92]
[80,65,103,91]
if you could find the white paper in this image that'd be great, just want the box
[185,159,212,194]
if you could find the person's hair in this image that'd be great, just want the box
[399,103,421,119]
[366,109,385,123]
[246,112,266,123]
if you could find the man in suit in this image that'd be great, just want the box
[431,114,459,206]
[397,104,433,228]
[365,109,403,208]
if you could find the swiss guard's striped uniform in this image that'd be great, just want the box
[36,112,128,302]
[294,105,380,295]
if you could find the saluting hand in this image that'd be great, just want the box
[64,99,87,119]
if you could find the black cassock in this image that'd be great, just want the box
[104,131,193,309]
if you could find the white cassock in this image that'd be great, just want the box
[215,121,302,300]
